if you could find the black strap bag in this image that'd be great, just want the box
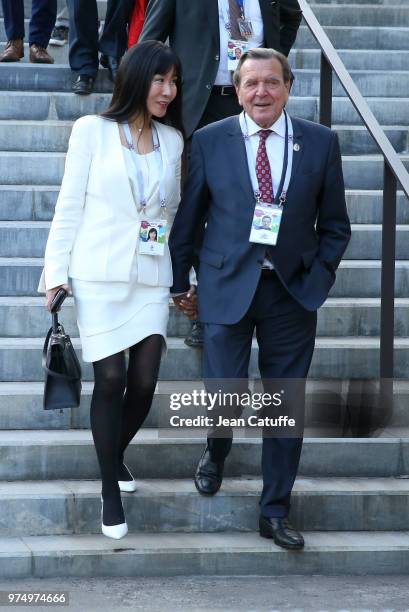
[42,310,82,411]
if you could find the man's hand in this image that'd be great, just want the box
[173,285,198,320]
[45,284,71,312]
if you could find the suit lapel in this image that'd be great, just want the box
[288,116,305,186]
[207,0,221,48]
[227,117,257,210]
[104,120,141,219]
[258,0,280,48]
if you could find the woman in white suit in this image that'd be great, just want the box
[38,41,191,539]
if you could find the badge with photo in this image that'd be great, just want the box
[249,204,283,246]
[139,219,168,256]
[227,39,248,70]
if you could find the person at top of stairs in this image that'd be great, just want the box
[0,0,56,64]
[67,0,134,95]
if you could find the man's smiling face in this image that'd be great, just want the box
[236,57,291,128]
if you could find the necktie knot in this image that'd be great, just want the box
[258,129,272,143]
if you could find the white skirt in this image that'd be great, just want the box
[70,254,169,363]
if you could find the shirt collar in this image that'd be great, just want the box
[240,110,286,138]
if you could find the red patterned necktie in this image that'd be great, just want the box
[256,129,273,204]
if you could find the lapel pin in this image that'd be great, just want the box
[293,143,300,152]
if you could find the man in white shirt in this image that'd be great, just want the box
[140,0,302,137]
[140,0,302,346]
[169,48,351,551]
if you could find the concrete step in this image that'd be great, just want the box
[290,49,409,71]
[1,477,408,537]
[1,377,408,431]
[2,258,409,298]
[294,25,409,50]
[4,44,409,72]
[0,151,407,188]
[2,20,409,51]
[2,65,409,98]
[306,5,409,27]
[2,93,409,128]
[2,530,409,579]
[0,335,409,380]
[0,121,407,155]
[0,430,407,480]
[0,187,407,224]
[2,296,409,340]
[0,42,67,64]
[3,221,409,259]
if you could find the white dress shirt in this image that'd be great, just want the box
[239,110,287,269]
[215,0,264,86]
[239,110,286,198]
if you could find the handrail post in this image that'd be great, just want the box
[380,162,397,381]
[319,52,332,127]
[380,162,397,423]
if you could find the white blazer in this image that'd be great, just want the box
[38,114,184,293]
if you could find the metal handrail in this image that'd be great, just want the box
[298,0,409,384]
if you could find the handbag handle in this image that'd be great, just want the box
[42,319,80,381]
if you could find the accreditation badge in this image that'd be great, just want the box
[138,219,168,256]
[249,204,282,246]
[237,18,254,39]
[227,39,249,70]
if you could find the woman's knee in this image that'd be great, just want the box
[93,363,127,396]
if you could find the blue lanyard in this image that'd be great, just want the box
[222,0,246,31]
[242,110,293,206]
[123,122,167,213]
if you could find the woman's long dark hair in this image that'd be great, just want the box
[101,40,185,138]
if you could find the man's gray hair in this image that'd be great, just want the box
[233,48,292,87]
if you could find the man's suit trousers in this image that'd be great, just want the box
[67,0,133,76]
[1,0,56,47]
[203,272,317,519]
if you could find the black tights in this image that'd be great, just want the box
[90,334,163,525]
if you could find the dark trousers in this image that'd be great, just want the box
[203,272,317,518]
[67,0,133,76]
[1,0,57,47]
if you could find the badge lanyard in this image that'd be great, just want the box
[221,0,246,34]
[123,122,167,217]
[242,110,294,207]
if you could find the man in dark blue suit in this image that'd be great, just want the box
[170,48,351,550]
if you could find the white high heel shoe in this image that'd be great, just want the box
[118,463,137,493]
[101,497,128,540]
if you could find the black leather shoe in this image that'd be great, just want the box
[184,321,204,348]
[100,54,119,82]
[259,516,304,550]
[72,75,94,95]
[194,445,224,495]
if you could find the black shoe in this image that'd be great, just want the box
[72,75,94,95]
[184,321,204,348]
[259,516,304,550]
[100,54,119,82]
[194,445,224,495]
[49,25,69,47]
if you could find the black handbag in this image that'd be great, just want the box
[42,311,82,411]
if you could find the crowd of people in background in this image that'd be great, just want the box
[0,0,148,92]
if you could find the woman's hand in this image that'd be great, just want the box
[45,284,71,312]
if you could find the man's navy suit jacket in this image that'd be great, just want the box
[169,114,351,324]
